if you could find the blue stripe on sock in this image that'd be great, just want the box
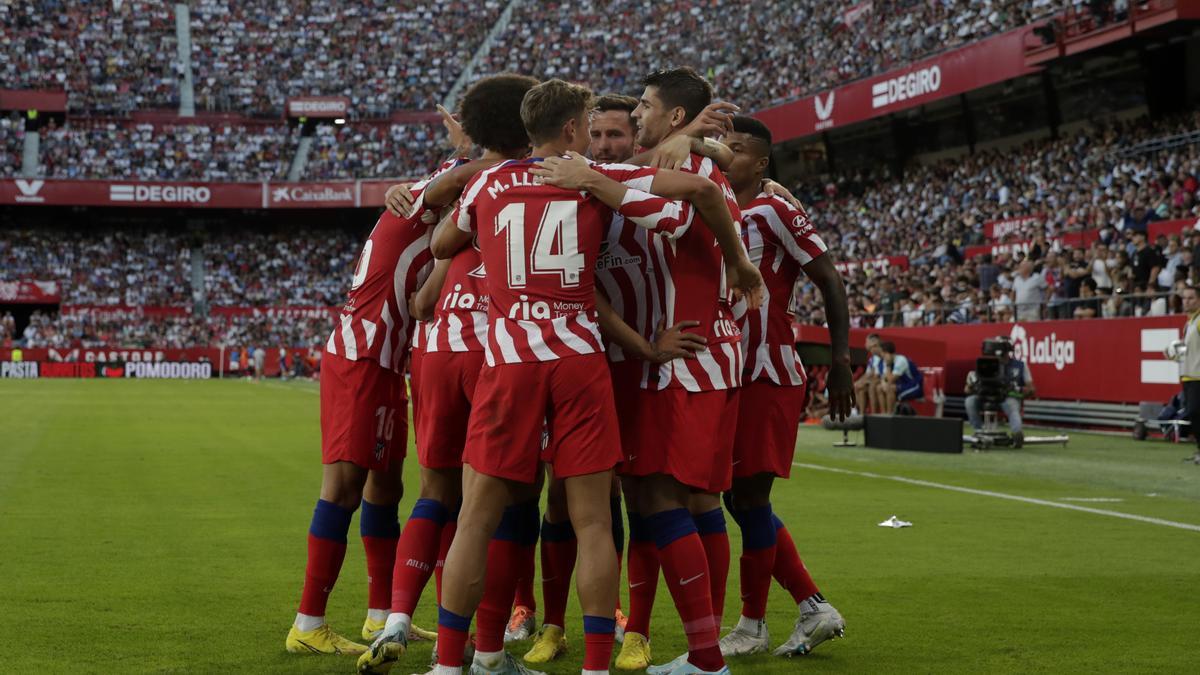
[438,605,472,632]
[410,498,449,524]
[693,508,727,536]
[646,508,697,549]
[309,499,354,543]
[737,505,777,550]
[493,504,521,542]
[583,615,616,635]
[610,497,625,554]
[360,499,400,538]
[541,518,576,542]
[627,512,652,543]
[517,499,541,546]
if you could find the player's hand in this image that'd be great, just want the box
[651,134,693,170]
[762,179,802,209]
[531,151,594,190]
[683,101,739,138]
[650,320,707,363]
[727,257,765,310]
[438,104,472,156]
[826,362,855,421]
[385,183,416,217]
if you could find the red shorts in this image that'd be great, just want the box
[621,387,740,493]
[320,353,407,472]
[609,359,646,454]
[417,350,485,469]
[733,380,806,479]
[463,354,622,483]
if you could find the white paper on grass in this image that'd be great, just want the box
[877,515,912,528]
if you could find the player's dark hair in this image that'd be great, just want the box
[595,93,638,115]
[641,67,712,122]
[881,341,897,354]
[866,333,880,341]
[521,79,595,144]
[732,115,772,150]
[460,74,539,153]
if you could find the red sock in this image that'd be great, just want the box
[701,533,729,627]
[736,506,778,620]
[774,518,820,603]
[583,615,616,670]
[475,513,523,653]
[298,499,353,617]
[436,606,471,668]
[513,543,537,612]
[435,517,457,604]
[300,534,348,616]
[391,499,448,615]
[649,510,723,672]
[540,519,577,628]
[363,534,398,612]
[625,517,659,638]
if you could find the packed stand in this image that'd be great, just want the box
[189,0,503,116]
[203,229,360,306]
[38,120,292,180]
[8,308,333,350]
[793,114,1200,327]
[304,123,443,179]
[476,1,1064,112]
[1,228,194,306]
[0,0,181,113]
[1,112,24,177]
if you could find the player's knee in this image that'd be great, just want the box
[419,467,462,504]
[364,471,404,505]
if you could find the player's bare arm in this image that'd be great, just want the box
[437,103,474,158]
[762,179,803,209]
[411,257,451,321]
[626,135,733,171]
[430,210,472,259]
[423,159,503,210]
[594,291,705,363]
[384,183,415,218]
[802,255,854,420]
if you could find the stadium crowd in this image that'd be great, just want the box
[304,123,443,180]
[4,307,332,352]
[478,0,1063,112]
[202,229,360,307]
[189,0,504,116]
[792,113,1200,326]
[0,0,181,113]
[1,112,23,176]
[38,120,293,181]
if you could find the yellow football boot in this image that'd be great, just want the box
[615,631,651,670]
[523,625,567,664]
[286,623,368,655]
[362,616,387,641]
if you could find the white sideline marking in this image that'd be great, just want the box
[1060,497,1124,503]
[792,462,1200,533]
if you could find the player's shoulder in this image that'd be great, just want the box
[460,159,519,204]
[751,192,814,232]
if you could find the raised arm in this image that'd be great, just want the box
[430,209,473,260]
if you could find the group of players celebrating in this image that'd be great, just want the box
[284,67,855,675]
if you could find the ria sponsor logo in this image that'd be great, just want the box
[110,184,212,204]
[1010,324,1076,371]
[871,65,942,109]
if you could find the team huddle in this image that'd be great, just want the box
[285,67,855,675]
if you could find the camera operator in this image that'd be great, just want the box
[964,340,1035,447]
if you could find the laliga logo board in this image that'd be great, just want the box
[1009,324,1076,371]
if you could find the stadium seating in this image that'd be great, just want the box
[1,111,23,177]
[303,122,444,180]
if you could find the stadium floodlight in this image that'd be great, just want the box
[334,118,346,125]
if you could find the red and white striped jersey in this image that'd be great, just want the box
[596,216,654,362]
[739,192,828,386]
[454,158,689,366]
[647,153,745,392]
[326,158,463,372]
[425,244,490,353]
[411,320,431,352]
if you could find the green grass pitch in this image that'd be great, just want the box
[2,379,1199,674]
